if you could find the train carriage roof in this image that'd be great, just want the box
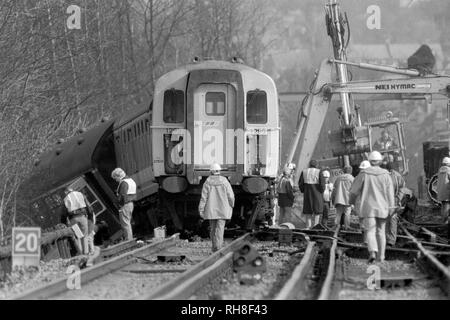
[30,120,115,192]
[155,59,269,83]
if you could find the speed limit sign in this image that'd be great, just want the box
[12,227,41,268]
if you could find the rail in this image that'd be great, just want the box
[11,234,179,300]
[317,226,340,300]
[400,225,450,295]
[274,241,318,300]
[143,233,253,300]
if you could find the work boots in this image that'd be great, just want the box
[368,251,377,264]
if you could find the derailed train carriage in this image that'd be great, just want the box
[25,59,280,240]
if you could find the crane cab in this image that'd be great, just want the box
[366,112,408,174]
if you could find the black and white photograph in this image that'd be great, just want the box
[0,0,449,308]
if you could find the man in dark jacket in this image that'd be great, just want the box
[299,160,325,229]
[385,162,406,246]
[277,166,295,225]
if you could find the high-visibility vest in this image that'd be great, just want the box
[118,178,137,195]
[302,168,320,184]
[64,191,87,213]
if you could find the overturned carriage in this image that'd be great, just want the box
[26,59,280,241]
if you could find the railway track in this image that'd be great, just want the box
[11,235,180,300]
[142,226,450,300]
[6,223,450,300]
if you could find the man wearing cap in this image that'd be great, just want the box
[332,166,354,230]
[322,170,333,227]
[385,162,406,247]
[63,187,90,254]
[111,168,137,241]
[299,160,325,229]
[436,157,450,225]
[199,163,235,252]
[277,166,295,225]
[350,151,395,263]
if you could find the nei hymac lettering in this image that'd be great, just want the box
[375,83,417,90]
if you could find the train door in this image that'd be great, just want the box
[193,84,236,171]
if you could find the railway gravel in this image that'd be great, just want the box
[52,239,215,300]
[334,256,447,300]
[0,256,86,299]
[190,241,306,300]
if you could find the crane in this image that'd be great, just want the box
[285,0,450,185]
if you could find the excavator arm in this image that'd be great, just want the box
[286,0,450,183]
[287,59,450,183]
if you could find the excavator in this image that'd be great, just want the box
[285,0,450,194]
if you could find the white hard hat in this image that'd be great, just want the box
[359,160,371,169]
[443,157,450,165]
[279,222,295,230]
[283,166,292,175]
[287,163,296,170]
[111,168,126,180]
[210,163,222,171]
[368,151,383,161]
[322,170,330,178]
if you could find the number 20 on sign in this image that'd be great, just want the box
[12,227,41,269]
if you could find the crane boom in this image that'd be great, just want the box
[286,0,450,184]
[288,59,450,183]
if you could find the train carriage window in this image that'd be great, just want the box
[205,92,226,116]
[163,89,184,123]
[80,186,106,216]
[247,90,267,124]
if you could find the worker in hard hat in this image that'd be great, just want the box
[111,168,137,242]
[63,186,90,255]
[332,166,354,230]
[385,162,406,247]
[322,170,334,227]
[277,165,295,225]
[299,160,325,229]
[436,157,450,225]
[355,160,371,243]
[199,163,235,252]
[349,151,395,263]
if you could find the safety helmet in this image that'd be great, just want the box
[443,157,450,166]
[287,163,296,170]
[359,160,371,169]
[283,166,292,175]
[368,151,383,161]
[111,168,126,180]
[279,222,295,230]
[210,163,222,171]
[322,170,331,178]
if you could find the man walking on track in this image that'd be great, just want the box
[199,163,235,252]
[332,166,354,230]
[350,151,395,263]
